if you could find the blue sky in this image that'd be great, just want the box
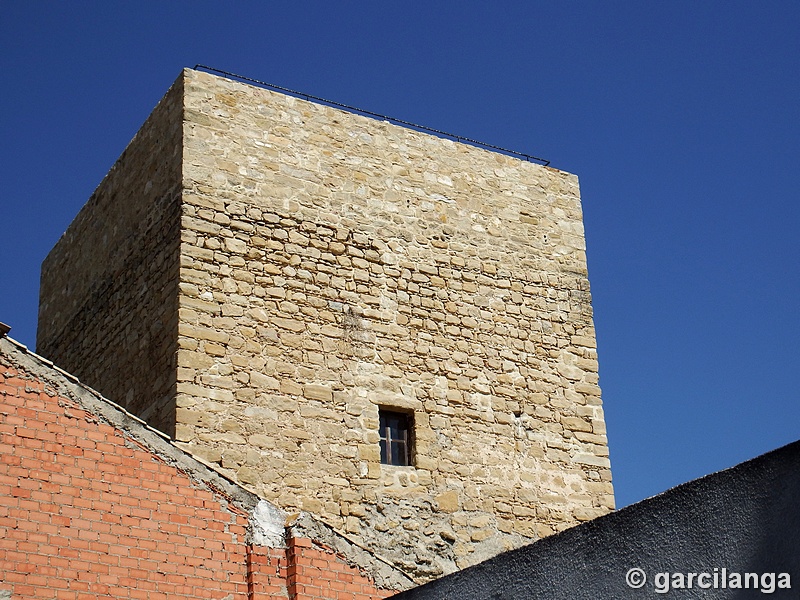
[2,2,798,509]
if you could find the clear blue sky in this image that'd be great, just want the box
[2,2,798,509]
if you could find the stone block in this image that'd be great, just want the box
[435,491,460,513]
[303,384,333,402]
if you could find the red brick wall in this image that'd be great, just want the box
[0,351,395,599]
[285,537,392,600]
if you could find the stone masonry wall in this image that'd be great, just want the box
[175,69,613,580]
[37,77,184,435]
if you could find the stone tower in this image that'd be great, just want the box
[38,68,614,580]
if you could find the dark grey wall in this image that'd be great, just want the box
[392,440,800,599]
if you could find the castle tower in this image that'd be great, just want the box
[38,68,614,580]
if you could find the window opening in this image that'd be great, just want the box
[379,409,413,466]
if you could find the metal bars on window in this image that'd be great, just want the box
[379,410,412,466]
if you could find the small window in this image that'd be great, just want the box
[379,409,413,466]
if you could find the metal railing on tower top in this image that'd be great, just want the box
[193,65,550,167]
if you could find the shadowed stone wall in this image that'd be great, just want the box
[37,76,183,436]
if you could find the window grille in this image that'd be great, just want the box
[379,409,413,466]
